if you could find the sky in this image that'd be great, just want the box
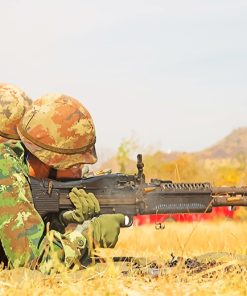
[1,0,247,162]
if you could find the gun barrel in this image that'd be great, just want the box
[212,186,247,194]
[212,186,247,207]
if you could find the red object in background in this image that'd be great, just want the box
[134,207,236,225]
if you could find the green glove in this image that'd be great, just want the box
[89,214,125,248]
[61,188,100,225]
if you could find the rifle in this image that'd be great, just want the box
[30,154,247,227]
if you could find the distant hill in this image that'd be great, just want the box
[197,127,247,160]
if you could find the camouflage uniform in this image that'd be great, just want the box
[0,83,32,143]
[0,140,87,272]
[0,94,98,273]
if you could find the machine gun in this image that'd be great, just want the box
[30,154,247,227]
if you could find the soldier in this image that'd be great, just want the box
[0,83,32,265]
[0,93,124,273]
[0,83,32,143]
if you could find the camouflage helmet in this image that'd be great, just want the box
[17,94,97,169]
[0,83,32,142]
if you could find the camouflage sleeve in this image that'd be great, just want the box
[0,141,87,271]
[37,228,87,274]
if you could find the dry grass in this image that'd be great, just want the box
[1,221,247,295]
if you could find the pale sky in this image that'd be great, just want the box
[1,0,247,161]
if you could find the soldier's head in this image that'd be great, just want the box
[0,83,32,143]
[17,94,97,172]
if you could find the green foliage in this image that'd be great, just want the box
[214,166,244,186]
[112,135,247,186]
[116,138,138,173]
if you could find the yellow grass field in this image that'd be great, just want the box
[1,221,247,295]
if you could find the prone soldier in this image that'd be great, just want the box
[0,83,32,265]
[0,92,124,273]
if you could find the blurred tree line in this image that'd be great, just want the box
[112,138,247,187]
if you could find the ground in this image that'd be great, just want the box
[1,220,247,295]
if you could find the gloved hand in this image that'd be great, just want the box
[88,214,125,248]
[61,188,100,225]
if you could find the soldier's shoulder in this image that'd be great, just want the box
[0,140,25,157]
[0,140,27,176]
